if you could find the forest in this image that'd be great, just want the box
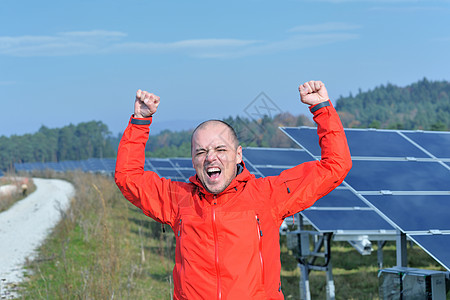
[336,78,450,130]
[1,78,449,171]
[0,121,116,171]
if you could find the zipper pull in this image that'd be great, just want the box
[284,182,291,193]
[256,216,263,237]
[178,219,182,237]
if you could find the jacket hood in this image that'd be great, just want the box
[189,160,255,196]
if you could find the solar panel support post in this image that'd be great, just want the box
[396,230,407,267]
[299,263,311,300]
[377,240,387,269]
[296,229,335,300]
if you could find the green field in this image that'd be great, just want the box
[4,172,448,299]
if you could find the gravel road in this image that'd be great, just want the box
[0,178,75,293]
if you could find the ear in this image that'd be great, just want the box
[235,145,243,164]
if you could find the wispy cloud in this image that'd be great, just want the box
[0,26,359,59]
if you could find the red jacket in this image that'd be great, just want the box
[115,101,351,299]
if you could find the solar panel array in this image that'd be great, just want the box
[281,127,450,272]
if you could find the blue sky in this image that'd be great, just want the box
[1,0,449,137]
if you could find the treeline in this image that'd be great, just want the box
[335,78,450,130]
[0,121,116,171]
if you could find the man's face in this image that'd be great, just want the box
[192,122,242,194]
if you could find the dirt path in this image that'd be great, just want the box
[0,178,74,293]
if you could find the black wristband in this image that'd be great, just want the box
[131,118,152,125]
[310,100,331,113]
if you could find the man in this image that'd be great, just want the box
[115,81,352,299]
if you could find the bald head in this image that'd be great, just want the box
[191,120,239,153]
[191,119,243,194]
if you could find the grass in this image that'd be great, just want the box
[3,172,448,299]
[0,175,36,212]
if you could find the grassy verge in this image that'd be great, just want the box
[14,172,174,299]
[10,172,448,299]
[0,175,36,212]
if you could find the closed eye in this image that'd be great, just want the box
[195,149,206,156]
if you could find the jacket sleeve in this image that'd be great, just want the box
[269,101,352,220]
[114,116,179,227]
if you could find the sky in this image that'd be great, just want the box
[1,0,449,137]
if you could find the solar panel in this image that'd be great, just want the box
[242,148,312,178]
[281,126,450,271]
[281,127,432,158]
[302,210,394,232]
[156,168,184,179]
[243,147,310,166]
[170,158,193,168]
[364,195,450,232]
[313,189,369,208]
[409,235,450,273]
[402,131,450,159]
[147,158,173,168]
[345,160,450,192]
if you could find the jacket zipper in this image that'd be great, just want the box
[178,218,182,237]
[255,215,265,284]
[212,201,222,300]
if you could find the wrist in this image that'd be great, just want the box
[131,115,152,125]
[133,112,153,119]
[310,100,331,113]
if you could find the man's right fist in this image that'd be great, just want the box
[134,89,160,118]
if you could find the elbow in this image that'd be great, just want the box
[326,154,352,184]
[336,154,352,182]
[114,170,127,193]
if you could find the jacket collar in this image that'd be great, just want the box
[189,161,254,196]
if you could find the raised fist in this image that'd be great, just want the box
[134,89,160,118]
[298,80,329,106]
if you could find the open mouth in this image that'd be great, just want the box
[207,167,222,179]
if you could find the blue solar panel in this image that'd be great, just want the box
[364,195,450,232]
[345,161,450,191]
[282,127,431,158]
[402,131,450,159]
[314,189,369,208]
[243,148,310,166]
[144,159,156,172]
[344,130,429,158]
[409,235,450,272]
[244,162,258,173]
[302,210,394,232]
[148,159,173,168]
[281,128,320,156]
[282,126,450,271]
[170,158,192,168]
[102,159,116,172]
